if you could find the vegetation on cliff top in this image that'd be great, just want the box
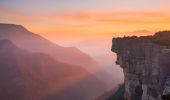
[113,31,170,46]
[152,31,170,46]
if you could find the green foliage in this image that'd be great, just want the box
[162,94,170,100]
[107,85,125,100]
[152,31,170,46]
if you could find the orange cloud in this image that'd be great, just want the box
[1,6,170,38]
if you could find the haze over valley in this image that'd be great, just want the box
[0,23,123,100]
[1,0,170,100]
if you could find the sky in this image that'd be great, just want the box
[0,0,170,39]
[1,0,170,85]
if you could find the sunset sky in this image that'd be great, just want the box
[1,0,170,84]
[0,0,170,39]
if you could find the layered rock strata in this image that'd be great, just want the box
[111,33,170,100]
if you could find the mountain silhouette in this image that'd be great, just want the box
[0,40,107,100]
[0,23,99,71]
[0,23,115,89]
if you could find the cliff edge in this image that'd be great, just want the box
[111,31,170,100]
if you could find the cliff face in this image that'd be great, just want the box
[111,32,170,100]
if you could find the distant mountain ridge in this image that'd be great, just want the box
[0,23,100,71]
[0,39,107,100]
[0,23,118,100]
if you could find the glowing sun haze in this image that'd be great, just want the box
[1,0,169,86]
[0,0,170,39]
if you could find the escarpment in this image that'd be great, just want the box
[111,31,170,100]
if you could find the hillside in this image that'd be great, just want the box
[0,40,106,100]
[0,23,100,71]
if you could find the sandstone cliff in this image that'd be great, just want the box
[111,31,170,100]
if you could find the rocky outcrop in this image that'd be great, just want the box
[111,31,170,100]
